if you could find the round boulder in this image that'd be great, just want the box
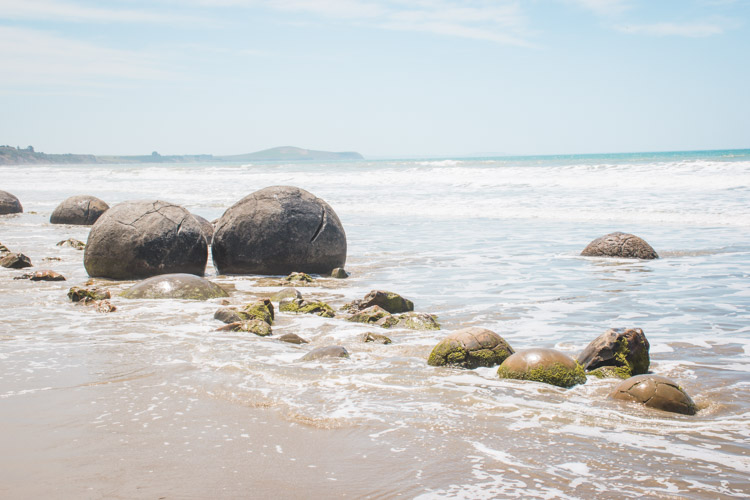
[0,190,23,214]
[497,348,586,388]
[192,214,214,244]
[578,327,650,379]
[50,195,109,225]
[610,374,697,415]
[428,327,514,369]
[84,200,207,280]
[120,273,228,300]
[581,232,658,259]
[211,186,346,275]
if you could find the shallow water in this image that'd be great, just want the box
[2,151,750,498]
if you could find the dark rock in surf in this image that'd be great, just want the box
[428,327,514,369]
[240,299,275,325]
[299,345,350,362]
[50,195,109,225]
[0,242,9,254]
[497,348,586,388]
[15,270,66,281]
[192,214,214,244]
[270,287,302,302]
[216,319,272,337]
[83,200,207,280]
[610,374,697,415]
[362,332,392,344]
[343,290,414,314]
[56,238,86,250]
[578,328,650,379]
[278,333,310,345]
[120,273,228,300]
[0,252,32,269]
[211,186,347,275]
[330,267,349,279]
[0,190,22,214]
[68,286,111,303]
[581,232,658,259]
[346,305,392,324]
[214,307,243,324]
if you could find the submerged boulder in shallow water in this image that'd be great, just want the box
[610,374,697,415]
[216,319,272,337]
[0,252,32,269]
[278,333,309,345]
[240,299,275,325]
[581,232,658,259]
[211,186,347,275]
[299,345,349,362]
[50,195,109,225]
[214,307,243,324]
[279,298,336,318]
[0,190,22,214]
[84,200,207,280]
[362,332,392,344]
[120,273,228,300]
[347,305,392,324]
[270,287,302,302]
[56,238,86,250]
[497,348,586,388]
[578,328,650,379]
[380,312,440,331]
[68,286,111,302]
[349,290,414,314]
[330,267,349,279]
[428,327,514,369]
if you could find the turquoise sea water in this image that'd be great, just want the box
[1,149,749,498]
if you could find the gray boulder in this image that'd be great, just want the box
[84,200,207,280]
[120,273,228,300]
[0,190,22,214]
[212,186,347,275]
[299,345,350,361]
[192,214,214,244]
[50,195,109,225]
[581,232,658,259]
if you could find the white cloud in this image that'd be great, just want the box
[0,0,202,24]
[616,22,726,37]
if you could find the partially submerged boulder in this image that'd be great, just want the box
[330,268,349,279]
[68,286,111,303]
[56,238,86,250]
[578,328,650,379]
[381,312,440,331]
[84,200,207,280]
[270,287,302,302]
[345,290,414,314]
[610,374,697,415]
[50,195,109,225]
[0,242,9,254]
[497,348,586,388]
[428,327,514,369]
[285,272,313,283]
[299,345,349,362]
[14,270,65,281]
[0,190,22,214]
[278,333,309,345]
[214,307,243,324]
[0,252,32,269]
[212,186,347,275]
[216,319,272,337]
[581,232,659,259]
[279,298,335,318]
[347,305,392,324]
[240,299,275,325]
[120,273,228,300]
[362,332,392,344]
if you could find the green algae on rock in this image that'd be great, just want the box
[362,332,392,344]
[578,328,650,379]
[285,272,313,283]
[240,299,275,325]
[428,327,514,369]
[68,286,111,303]
[347,305,392,324]
[270,287,302,302]
[497,348,586,388]
[279,298,336,318]
[120,273,229,300]
[216,319,272,337]
[610,374,697,415]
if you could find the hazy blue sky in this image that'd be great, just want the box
[1,0,748,157]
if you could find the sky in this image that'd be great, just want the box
[0,0,748,158]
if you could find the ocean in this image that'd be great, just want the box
[1,149,749,498]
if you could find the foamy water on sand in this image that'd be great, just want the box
[1,150,750,498]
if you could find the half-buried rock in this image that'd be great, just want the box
[428,327,514,369]
[344,290,414,314]
[84,200,207,279]
[121,273,228,300]
[578,327,650,379]
[581,232,658,259]
[299,345,349,362]
[610,374,697,415]
[0,190,22,215]
[216,320,272,337]
[212,186,346,275]
[50,195,109,225]
[497,348,586,388]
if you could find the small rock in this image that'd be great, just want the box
[299,345,350,362]
[270,287,303,302]
[330,268,349,279]
[68,286,111,303]
[428,327,514,369]
[56,238,86,250]
[362,332,392,344]
[279,298,335,318]
[497,348,586,388]
[0,252,32,269]
[278,333,310,345]
[216,320,272,337]
[285,272,314,283]
[0,242,9,254]
[392,312,440,330]
[240,299,275,325]
[581,232,659,259]
[214,307,243,324]
[347,305,392,324]
[42,257,62,261]
[358,290,414,314]
[610,374,697,415]
[29,270,66,281]
[95,300,117,313]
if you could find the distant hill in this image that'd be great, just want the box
[220,146,363,161]
[0,145,363,165]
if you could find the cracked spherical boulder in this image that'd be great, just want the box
[191,213,214,244]
[428,327,514,369]
[211,186,346,275]
[50,195,109,225]
[120,273,228,300]
[84,200,208,279]
[578,328,650,379]
[0,190,23,215]
[581,232,658,259]
[610,374,697,415]
[497,348,586,388]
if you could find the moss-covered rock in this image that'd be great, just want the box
[362,332,392,344]
[270,287,302,302]
[56,238,86,250]
[360,290,414,313]
[240,299,275,325]
[347,305,392,324]
[610,374,697,415]
[68,286,111,303]
[120,273,229,300]
[216,319,272,337]
[578,328,650,379]
[279,298,335,318]
[428,327,514,369]
[497,348,586,388]
[285,272,313,283]
[330,267,349,279]
[397,312,440,330]
[1,252,32,269]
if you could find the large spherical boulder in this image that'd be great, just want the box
[497,348,586,388]
[578,327,650,379]
[120,273,228,300]
[581,232,658,259]
[0,190,23,214]
[84,200,207,280]
[50,195,109,225]
[211,186,346,275]
[428,327,514,369]
[610,374,697,415]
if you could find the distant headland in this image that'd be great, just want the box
[0,145,364,165]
